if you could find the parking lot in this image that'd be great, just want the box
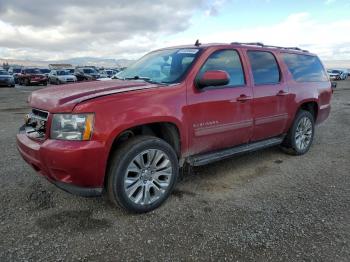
[0,81,349,261]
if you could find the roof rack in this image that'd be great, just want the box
[231,42,309,53]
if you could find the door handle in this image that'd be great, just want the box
[236,94,252,102]
[277,90,289,96]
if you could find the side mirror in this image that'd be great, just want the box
[196,70,230,88]
[331,81,337,89]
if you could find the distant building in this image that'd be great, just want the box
[48,64,73,70]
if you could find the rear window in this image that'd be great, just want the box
[282,53,328,82]
[247,51,280,85]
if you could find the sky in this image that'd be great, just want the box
[0,0,349,61]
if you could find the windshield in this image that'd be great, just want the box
[25,69,41,74]
[57,70,69,76]
[13,68,21,73]
[0,70,9,75]
[40,69,50,73]
[117,48,200,84]
[83,68,97,74]
[331,70,340,74]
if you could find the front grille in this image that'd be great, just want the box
[25,109,49,139]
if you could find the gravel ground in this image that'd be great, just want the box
[0,81,349,261]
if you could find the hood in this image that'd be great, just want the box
[29,79,159,112]
[0,75,12,79]
[30,74,46,78]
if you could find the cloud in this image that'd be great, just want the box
[204,0,227,16]
[0,0,206,59]
[0,2,349,62]
[161,12,350,61]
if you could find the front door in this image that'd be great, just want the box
[186,49,253,155]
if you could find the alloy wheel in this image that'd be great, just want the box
[124,149,173,205]
[295,116,313,151]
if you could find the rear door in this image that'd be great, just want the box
[246,50,289,141]
[186,49,253,155]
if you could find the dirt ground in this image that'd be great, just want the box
[0,80,349,261]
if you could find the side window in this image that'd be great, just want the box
[282,53,328,82]
[247,51,280,85]
[198,50,245,87]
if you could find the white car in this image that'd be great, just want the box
[327,69,348,80]
[339,69,349,80]
[49,70,77,84]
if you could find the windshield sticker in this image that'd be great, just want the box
[177,49,199,54]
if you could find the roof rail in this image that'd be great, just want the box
[231,42,309,53]
[231,42,264,47]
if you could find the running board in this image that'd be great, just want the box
[187,136,284,166]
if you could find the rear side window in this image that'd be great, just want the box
[247,51,280,85]
[198,49,245,87]
[282,53,328,82]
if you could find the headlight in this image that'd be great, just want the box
[51,114,94,141]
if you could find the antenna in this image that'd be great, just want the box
[195,39,201,47]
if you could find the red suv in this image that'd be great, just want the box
[18,68,48,86]
[17,42,332,213]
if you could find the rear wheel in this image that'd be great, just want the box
[107,136,179,213]
[25,79,30,86]
[281,110,315,155]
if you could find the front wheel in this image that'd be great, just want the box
[281,110,315,155]
[107,136,179,213]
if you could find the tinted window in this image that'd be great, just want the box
[282,53,328,82]
[247,51,280,85]
[198,50,245,87]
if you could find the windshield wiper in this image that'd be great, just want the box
[124,76,166,85]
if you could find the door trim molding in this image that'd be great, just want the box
[255,113,288,125]
[194,119,253,137]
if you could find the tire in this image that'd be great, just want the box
[25,79,30,86]
[107,135,179,213]
[281,110,315,155]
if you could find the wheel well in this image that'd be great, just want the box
[299,102,318,120]
[104,122,181,188]
[109,122,181,158]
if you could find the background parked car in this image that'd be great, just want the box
[74,67,100,81]
[339,69,349,79]
[0,69,15,87]
[39,68,51,78]
[99,70,109,78]
[65,68,75,75]
[18,68,48,86]
[328,69,342,80]
[8,67,22,84]
[49,70,77,84]
[104,69,117,78]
